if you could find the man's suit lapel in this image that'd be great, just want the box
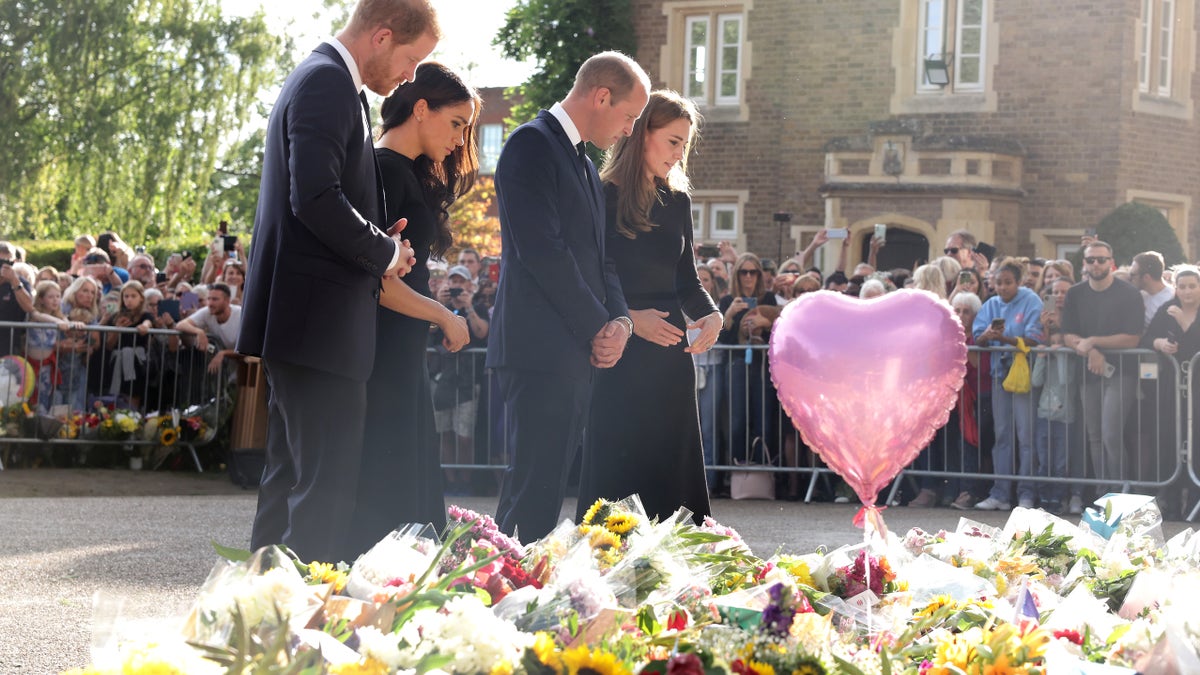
[539,111,604,247]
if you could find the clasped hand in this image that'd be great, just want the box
[590,320,629,368]
[384,218,416,278]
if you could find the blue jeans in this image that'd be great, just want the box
[697,363,725,488]
[989,380,1036,503]
[1036,417,1069,504]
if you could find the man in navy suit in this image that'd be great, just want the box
[238,0,438,562]
[487,52,651,541]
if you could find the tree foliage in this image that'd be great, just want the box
[0,0,290,243]
[1093,202,1187,267]
[447,176,501,258]
[493,0,636,127]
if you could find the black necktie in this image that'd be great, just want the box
[576,141,594,192]
[359,91,372,129]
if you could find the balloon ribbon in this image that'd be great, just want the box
[852,505,889,540]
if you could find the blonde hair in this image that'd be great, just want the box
[63,276,101,323]
[913,263,948,299]
[33,280,64,318]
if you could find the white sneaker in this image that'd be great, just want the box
[975,496,1012,511]
[1018,497,1035,509]
[1068,495,1084,515]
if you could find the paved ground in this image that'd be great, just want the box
[0,469,1194,674]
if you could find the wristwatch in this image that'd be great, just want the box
[614,315,634,337]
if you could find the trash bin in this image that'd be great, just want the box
[229,356,268,487]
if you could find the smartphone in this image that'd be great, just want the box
[697,243,720,258]
[155,272,167,284]
[1102,362,1116,378]
[990,318,1005,332]
[180,250,192,261]
[975,241,997,261]
[179,291,200,314]
[959,270,973,284]
[1085,228,1098,237]
[448,287,464,298]
[158,299,181,322]
[826,228,848,239]
[218,220,229,236]
[742,296,758,309]
[223,234,238,252]
[874,223,887,242]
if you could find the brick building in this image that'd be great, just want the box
[627,0,1200,271]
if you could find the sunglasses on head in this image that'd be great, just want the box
[1084,256,1111,264]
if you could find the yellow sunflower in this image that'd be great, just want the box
[160,427,178,446]
[585,527,621,551]
[743,659,776,675]
[604,512,638,535]
[306,561,348,592]
[582,499,607,525]
[489,660,514,675]
[560,646,631,675]
[915,594,956,619]
[532,632,561,669]
[330,658,389,675]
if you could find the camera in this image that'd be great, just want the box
[448,287,464,298]
[155,272,168,284]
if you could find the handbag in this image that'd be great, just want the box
[1002,337,1032,394]
[731,436,776,500]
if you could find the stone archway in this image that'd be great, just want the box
[849,213,937,271]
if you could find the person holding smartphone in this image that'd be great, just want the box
[972,257,1044,511]
[1141,265,1200,518]
[718,252,778,474]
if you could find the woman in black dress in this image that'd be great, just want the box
[348,63,477,555]
[576,91,723,524]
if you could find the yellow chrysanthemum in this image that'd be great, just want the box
[306,561,348,593]
[330,658,389,675]
[604,512,637,535]
[560,646,631,675]
[933,628,979,670]
[532,632,560,668]
[982,652,1018,675]
[776,558,814,587]
[489,659,514,675]
[1021,626,1052,660]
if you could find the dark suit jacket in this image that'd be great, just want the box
[237,43,395,382]
[486,110,628,381]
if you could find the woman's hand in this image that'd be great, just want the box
[631,308,684,347]
[1155,337,1179,355]
[136,320,151,335]
[724,297,748,324]
[114,315,132,328]
[439,313,470,353]
[741,310,772,334]
[685,311,722,354]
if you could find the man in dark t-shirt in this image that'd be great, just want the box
[1,242,35,356]
[1061,241,1144,485]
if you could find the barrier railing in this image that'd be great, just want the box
[1,320,231,471]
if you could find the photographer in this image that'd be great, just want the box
[80,248,128,294]
[201,222,246,285]
[430,265,489,494]
[164,252,198,294]
[1,242,35,357]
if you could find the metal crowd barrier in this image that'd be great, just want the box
[0,320,231,471]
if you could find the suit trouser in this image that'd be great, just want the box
[251,359,366,563]
[495,367,591,542]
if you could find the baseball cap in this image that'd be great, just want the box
[447,265,472,280]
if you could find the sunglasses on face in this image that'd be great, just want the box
[1084,256,1111,264]
[738,269,760,276]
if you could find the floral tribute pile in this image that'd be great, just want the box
[66,494,1200,675]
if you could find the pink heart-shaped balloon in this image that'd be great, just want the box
[768,290,966,507]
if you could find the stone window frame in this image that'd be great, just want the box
[478,123,504,175]
[1132,0,1196,120]
[660,0,753,123]
[891,0,998,114]
[691,190,750,246]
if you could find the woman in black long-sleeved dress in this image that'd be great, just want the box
[347,63,479,555]
[576,91,723,524]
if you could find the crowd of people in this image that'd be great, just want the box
[0,234,246,430]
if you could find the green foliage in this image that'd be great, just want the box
[494,0,636,127]
[14,237,226,274]
[0,0,292,241]
[1092,202,1187,267]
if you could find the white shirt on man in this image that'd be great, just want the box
[1142,285,1175,327]
[187,305,243,348]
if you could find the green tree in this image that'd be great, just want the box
[493,0,636,128]
[0,0,290,242]
[1092,202,1187,267]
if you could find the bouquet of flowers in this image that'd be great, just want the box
[92,402,142,442]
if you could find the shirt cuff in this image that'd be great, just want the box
[386,240,402,274]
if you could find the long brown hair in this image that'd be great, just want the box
[600,90,700,239]
[379,62,481,257]
[732,252,765,298]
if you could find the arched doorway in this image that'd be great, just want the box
[859,226,930,272]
